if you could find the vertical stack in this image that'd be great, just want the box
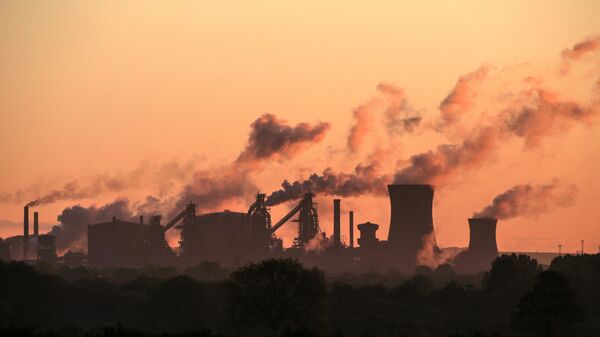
[333,199,341,246]
[23,206,29,260]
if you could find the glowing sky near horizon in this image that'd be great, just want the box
[1,1,600,253]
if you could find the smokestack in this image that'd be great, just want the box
[24,206,29,238]
[349,211,354,248]
[333,199,340,246]
[140,215,144,225]
[387,184,437,263]
[23,205,30,260]
[34,212,39,237]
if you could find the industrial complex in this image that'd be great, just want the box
[0,184,502,273]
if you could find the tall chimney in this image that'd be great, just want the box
[349,211,354,248]
[387,184,437,263]
[139,215,144,225]
[333,199,340,245]
[34,212,39,237]
[23,205,29,260]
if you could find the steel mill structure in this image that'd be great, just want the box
[3,184,503,273]
[2,206,57,263]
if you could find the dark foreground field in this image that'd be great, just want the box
[1,254,599,337]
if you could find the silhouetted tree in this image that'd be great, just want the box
[228,259,326,333]
[511,271,583,337]
[184,261,230,282]
[484,254,542,293]
[147,275,205,331]
[480,254,542,335]
[550,254,600,334]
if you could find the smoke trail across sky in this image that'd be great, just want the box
[473,180,577,219]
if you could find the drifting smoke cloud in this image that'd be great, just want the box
[560,35,600,75]
[503,88,597,147]
[303,233,330,253]
[393,126,499,186]
[438,65,489,128]
[417,232,457,269]
[378,83,422,136]
[1,159,199,207]
[176,113,330,215]
[347,84,421,152]
[393,76,599,187]
[266,161,390,206]
[347,101,377,153]
[50,198,135,253]
[473,180,577,219]
[173,168,258,216]
[236,113,330,165]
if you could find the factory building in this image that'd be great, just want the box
[88,217,174,267]
[357,222,380,248]
[180,210,253,266]
[37,235,57,261]
[13,182,509,273]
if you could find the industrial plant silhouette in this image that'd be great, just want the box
[2,183,598,337]
[2,184,503,274]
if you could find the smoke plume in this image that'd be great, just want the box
[173,167,258,216]
[50,198,135,253]
[378,83,422,135]
[303,233,330,253]
[417,232,458,269]
[393,126,499,186]
[473,180,577,219]
[236,113,330,165]
[347,84,421,152]
[347,101,378,153]
[2,159,198,207]
[438,65,489,128]
[503,88,598,147]
[560,35,600,74]
[177,113,329,215]
[266,162,390,206]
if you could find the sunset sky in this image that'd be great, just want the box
[1,1,600,254]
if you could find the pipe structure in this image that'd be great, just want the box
[34,212,39,237]
[333,199,341,246]
[23,206,29,260]
[349,211,354,248]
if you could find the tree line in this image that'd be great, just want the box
[0,253,598,337]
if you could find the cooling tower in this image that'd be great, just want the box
[467,218,498,255]
[387,184,437,260]
[453,218,499,273]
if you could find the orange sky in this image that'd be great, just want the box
[1,1,600,254]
